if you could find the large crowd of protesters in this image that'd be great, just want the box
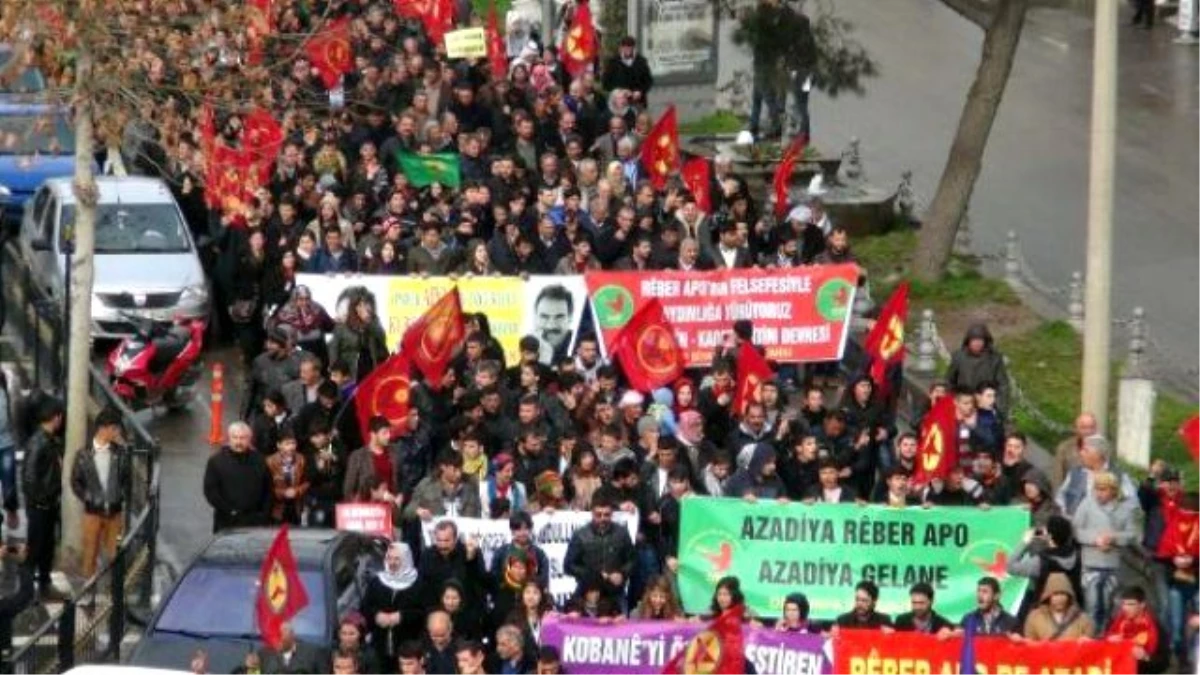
[0,0,1195,672]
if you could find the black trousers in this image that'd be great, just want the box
[24,505,58,586]
[1133,0,1154,26]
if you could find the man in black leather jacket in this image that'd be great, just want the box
[70,408,131,580]
[20,398,65,598]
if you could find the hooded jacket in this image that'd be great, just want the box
[946,324,1010,413]
[1017,468,1063,527]
[726,443,785,499]
[1007,516,1084,603]
[1022,572,1095,640]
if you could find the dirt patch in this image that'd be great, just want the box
[936,302,1042,346]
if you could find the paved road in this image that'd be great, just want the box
[799,0,1199,388]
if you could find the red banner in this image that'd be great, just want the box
[586,266,858,366]
[834,629,1136,675]
[336,503,394,540]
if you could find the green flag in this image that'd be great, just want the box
[397,152,461,189]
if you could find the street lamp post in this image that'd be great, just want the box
[1081,0,1117,432]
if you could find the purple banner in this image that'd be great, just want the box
[541,616,831,674]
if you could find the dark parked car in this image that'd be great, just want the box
[128,528,388,672]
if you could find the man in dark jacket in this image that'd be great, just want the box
[957,576,1020,636]
[946,323,1010,415]
[418,520,488,607]
[203,421,272,532]
[20,398,64,597]
[563,494,635,601]
[725,443,786,500]
[70,408,131,580]
[893,582,954,634]
[601,37,653,107]
[835,580,892,629]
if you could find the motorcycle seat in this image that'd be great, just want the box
[149,335,187,374]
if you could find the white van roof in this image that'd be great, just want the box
[43,176,177,205]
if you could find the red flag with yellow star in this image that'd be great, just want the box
[732,341,773,418]
[305,17,353,89]
[1180,414,1199,463]
[863,281,909,397]
[256,525,309,650]
[561,0,597,78]
[913,394,960,485]
[681,156,712,213]
[613,298,686,393]
[1157,500,1199,559]
[662,605,745,674]
[400,287,466,387]
[356,352,414,440]
[641,106,680,191]
[243,107,284,184]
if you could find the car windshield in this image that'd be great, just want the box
[155,566,327,642]
[0,113,71,154]
[0,51,46,94]
[60,203,192,254]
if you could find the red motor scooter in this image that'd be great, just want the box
[106,314,206,411]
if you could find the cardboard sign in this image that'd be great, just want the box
[444,28,487,58]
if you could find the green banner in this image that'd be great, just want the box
[678,498,1029,620]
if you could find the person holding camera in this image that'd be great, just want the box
[1006,514,1084,621]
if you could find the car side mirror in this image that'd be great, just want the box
[30,239,51,252]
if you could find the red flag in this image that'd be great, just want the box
[355,352,414,441]
[641,106,680,191]
[662,605,745,674]
[863,281,910,396]
[772,134,808,219]
[1157,500,1200,559]
[243,107,284,184]
[613,299,686,393]
[394,0,456,45]
[913,394,960,485]
[732,341,773,418]
[1180,414,1199,463]
[681,156,712,213]
[205,143,256,214]
[400,288,467,387]
[305,17,353,89]
[256,526,310,651]
[561,0,597,78]
[486,0,507,81]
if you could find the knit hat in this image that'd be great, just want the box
[636,416,659,437]
[493,453,514,470]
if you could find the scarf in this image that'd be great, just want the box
[378,543,418,591]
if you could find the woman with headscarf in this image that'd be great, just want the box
[529,470,567,512]
[362,542,424,669]
[268,285,334,363]
[491,548,535,630]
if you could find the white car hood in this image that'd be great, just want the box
[59,252,205,293]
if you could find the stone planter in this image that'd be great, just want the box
[683,134,900,236]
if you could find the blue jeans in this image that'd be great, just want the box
[0,445,15,510]
[1169,582,1198,655]
[1083,567,1120,636]
[749,75,784,136]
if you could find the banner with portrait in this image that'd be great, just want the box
[521,275,590,365]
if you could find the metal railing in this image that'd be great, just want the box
[0,240,162,673]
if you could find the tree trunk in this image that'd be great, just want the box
[912,0,1029,281]
[61,42,97,576]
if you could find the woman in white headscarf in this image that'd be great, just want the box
[362,542,423,668]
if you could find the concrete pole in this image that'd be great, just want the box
[1081,0,1117,433]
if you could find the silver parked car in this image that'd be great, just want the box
[18,176,209,338]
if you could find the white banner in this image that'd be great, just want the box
[421,511,639,604]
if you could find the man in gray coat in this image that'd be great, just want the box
[945,324,1010,416]
[1072,470,1142,633]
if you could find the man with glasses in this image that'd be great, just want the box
[563,495,634,605]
